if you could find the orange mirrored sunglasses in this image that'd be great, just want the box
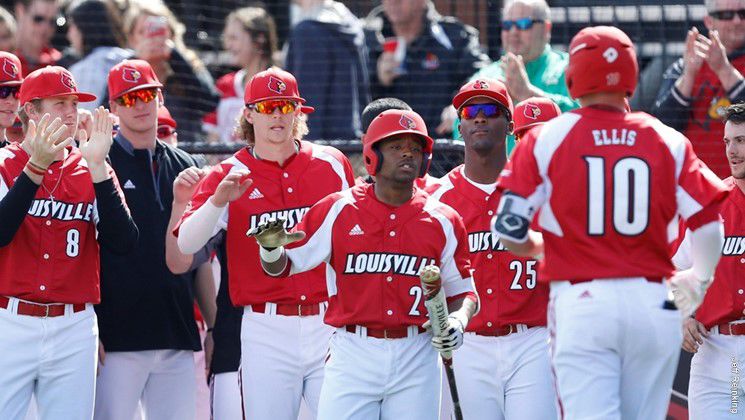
[116,88,158,108]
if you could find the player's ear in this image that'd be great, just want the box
[23,102,38,119]
[157,89,164,106]
[244,107,253,125]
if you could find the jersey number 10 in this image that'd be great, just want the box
[583,156,650,236]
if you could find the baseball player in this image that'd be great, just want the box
[512,96,561,142]
[249,109,479,420]
[493,26,729,419]
[176,67,355,419]
[676,102,745,419]
[0,52,22,147]
[428,79,555,419]
[0,65,136,419]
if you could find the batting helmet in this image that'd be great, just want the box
[565,26,638,100]
[363,109,433,178]
[513,97,562,138]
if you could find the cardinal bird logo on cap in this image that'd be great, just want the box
[122,67,142,83]
[399,115,416,130]
[524,104,541,120]
[61,72,76,90]
[268,76,286,94]
[2,59,17,79]
[472,80,489,90]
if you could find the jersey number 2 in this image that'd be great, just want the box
[509,260,537,290]
[584,156,650,236]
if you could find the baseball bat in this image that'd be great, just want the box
[420,265,464,420]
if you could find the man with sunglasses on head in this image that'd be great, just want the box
[654,0,745,179]
[93,59,215,420]
[494,26,729,419]
[0,65,136,419]
[428,79,554,420]
[452,0,576,154]
[176,67,355,420]
[0,52,23,148]
[13,0,60,76]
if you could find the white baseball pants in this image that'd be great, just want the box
[318,328,441,420]
[0,300,97,420]
[240,305,332,420]
[688,328,745,419]
[94,349,196,420]
[549,278,682,420]
[449,326,556,420]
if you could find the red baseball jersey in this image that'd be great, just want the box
[0,143,125,304]
[284,183,476,329]
[679,178,745,328]
[178,141,354,306]
[498,107,728,281]
[430,166,548,330]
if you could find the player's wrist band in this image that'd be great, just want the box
[27,160,48,172]
[260,246,284,263]
[25,162,46,176]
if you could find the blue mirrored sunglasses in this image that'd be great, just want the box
[502,17,544,31]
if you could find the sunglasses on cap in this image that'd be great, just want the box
[248,99,297,115]
[709,9,745,20]
[115,88,158,108]
[459,104,507,120]
[502,17,543,31]
[157,125,175,139]
[0,86,19,99]
[32,15,57,27]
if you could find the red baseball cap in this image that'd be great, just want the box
[513,97,562,138]
[108,59,163,100]
[157,105,176,128]
[0,52,22,86]
[452,78,513,115]
[244,67,314,113]
[19,66,96,105]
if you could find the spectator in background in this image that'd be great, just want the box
[67,0,132,110]
[0,6,16,52]
[286,0,370,140]
[123,1,219,143]
[203,6,276,144]
[14,0,61,75]
[453,0,576,155]
[0,51,22,147]
[157,104,177,146]
[364,0,489,135]
[653,0,745,179]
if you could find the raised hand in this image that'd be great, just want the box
[25,114,72,169]
[173,166,206,205]
[80,106,114,167]
[246,218,306,249]
[210,171,253,207]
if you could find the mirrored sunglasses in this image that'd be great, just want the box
[502,17,543,31]
[249,99,297,115]
[115,88,158,108]
[459,104,506,120]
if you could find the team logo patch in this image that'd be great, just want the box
[399,114,416,130]
[606,72,620,86]
[603,47,618,63]
[472,80,489,90]
[2,59,18,79]
[61,72,76,90]
[422,52,440,70]
[122,67,141,83]
[523,103,541,120]
[268,76,286,94]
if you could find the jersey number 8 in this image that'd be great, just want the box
[66,228,80,257]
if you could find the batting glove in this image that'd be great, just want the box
[430,315,465,354]
[246,218,305,249]
[669,269,712,318]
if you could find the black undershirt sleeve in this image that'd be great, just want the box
[94,178,138,255]
[0,172,40,247]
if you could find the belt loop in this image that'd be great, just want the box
[357,325,366,338]
[266,302,276,315]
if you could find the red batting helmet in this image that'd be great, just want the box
[363,109,433,177]
[565,26,638,99]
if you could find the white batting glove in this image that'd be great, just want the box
[669,269,712,318]
[430,315,465,354]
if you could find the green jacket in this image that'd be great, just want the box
[454,45,578,154]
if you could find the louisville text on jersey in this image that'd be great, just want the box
[27,198,95,222]
[247,206,311,231]
[723,236,745,256]
[468,231,508,253]
[343,253,437,277]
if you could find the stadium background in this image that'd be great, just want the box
[7,0,704,417]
